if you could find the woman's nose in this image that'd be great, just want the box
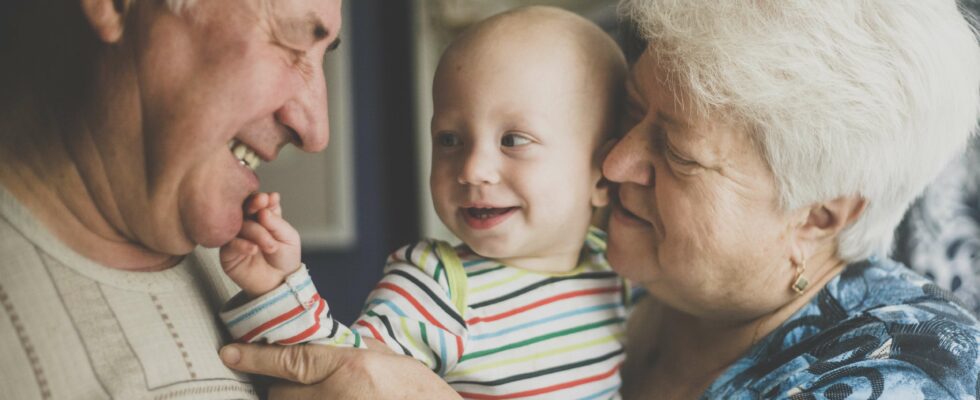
[457,147,501,186]
[602,129,654,186]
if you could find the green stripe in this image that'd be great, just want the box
[446,332,622,378]
[458,317,624,362]
[400,318,433,367]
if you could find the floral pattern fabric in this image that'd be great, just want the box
[702,258,980,399]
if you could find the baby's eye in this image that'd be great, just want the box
[501,133,532,147]
[436,132,461,147]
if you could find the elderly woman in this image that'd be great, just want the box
[219,1,980,398]
[609,0,980,398]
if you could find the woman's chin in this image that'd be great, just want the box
[606,226,658,282]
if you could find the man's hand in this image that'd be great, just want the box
[219,343,461,400]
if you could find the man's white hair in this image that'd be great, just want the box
[164,0,195,13]
[621,0,980,262]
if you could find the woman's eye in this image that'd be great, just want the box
[436,132,461,147]
[501,134,532,147]
[665,141,697,167]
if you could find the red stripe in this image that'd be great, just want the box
[466,287,619,325]
[457,363,621,400]
[376,282,450,331]
[455,334,464,361]
[239,293,322,343]
[355,320,386,345]
[279,298,327,345]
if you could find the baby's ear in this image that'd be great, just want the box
[591,177,610,208]
[590,138,618,208]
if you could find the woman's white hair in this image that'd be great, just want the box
[621,0,980,262]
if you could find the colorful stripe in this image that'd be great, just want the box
[221,231,627,399]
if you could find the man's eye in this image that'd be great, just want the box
[501,134,532,147]
[626,103,645,123]
[436,133,461,147]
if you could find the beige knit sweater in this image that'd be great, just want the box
[0,186,257,399]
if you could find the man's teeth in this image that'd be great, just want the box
[228,140,260,170]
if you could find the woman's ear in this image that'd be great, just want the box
[794,195,867,245]
[80,0,127,43]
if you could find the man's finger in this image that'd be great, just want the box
[220,343,351,385]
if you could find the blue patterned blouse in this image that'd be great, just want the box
[701,258,980,399]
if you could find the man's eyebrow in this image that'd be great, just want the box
[276,14,332,48]
[657,111,687,132]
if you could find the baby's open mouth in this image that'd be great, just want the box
[465,207,518,220]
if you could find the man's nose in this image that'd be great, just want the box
[457,146,501,186]
[602,129,654,186]
[275,70,330,152]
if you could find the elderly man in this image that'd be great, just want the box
[0,0,377,398]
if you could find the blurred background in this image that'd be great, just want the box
[257,0,619,323]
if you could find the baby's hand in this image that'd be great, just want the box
[220,192,302,298]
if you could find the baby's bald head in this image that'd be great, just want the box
[428,7,627,264]
[434,6,626,149]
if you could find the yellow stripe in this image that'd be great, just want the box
[418,244,432,275]
[470,269,528,294]
[445,333,621,378]
[400,318,436,368]
[334,330,352,346]
[435,241,468,318]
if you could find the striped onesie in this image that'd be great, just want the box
[220,228,630,399]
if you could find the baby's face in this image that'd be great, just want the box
[429,45,610,269]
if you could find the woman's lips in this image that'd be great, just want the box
[461,207,518,230]
[611,196,653,228]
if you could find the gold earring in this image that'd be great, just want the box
[791,260,808,294]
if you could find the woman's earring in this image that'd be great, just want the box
[791,259,808,294]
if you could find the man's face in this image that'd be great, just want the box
[101,0,341,254]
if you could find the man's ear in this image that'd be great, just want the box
[80,0,127,43]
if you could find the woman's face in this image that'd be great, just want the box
[603,49,802,321]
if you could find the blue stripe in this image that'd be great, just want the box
[226,278,314,327]
[438,329,448,376]
[366,299,409,318]
[578,384,620,400]
[469,303,620,341]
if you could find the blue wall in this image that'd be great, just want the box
[302,1,422,325]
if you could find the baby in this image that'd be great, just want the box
[219,6,629,399]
